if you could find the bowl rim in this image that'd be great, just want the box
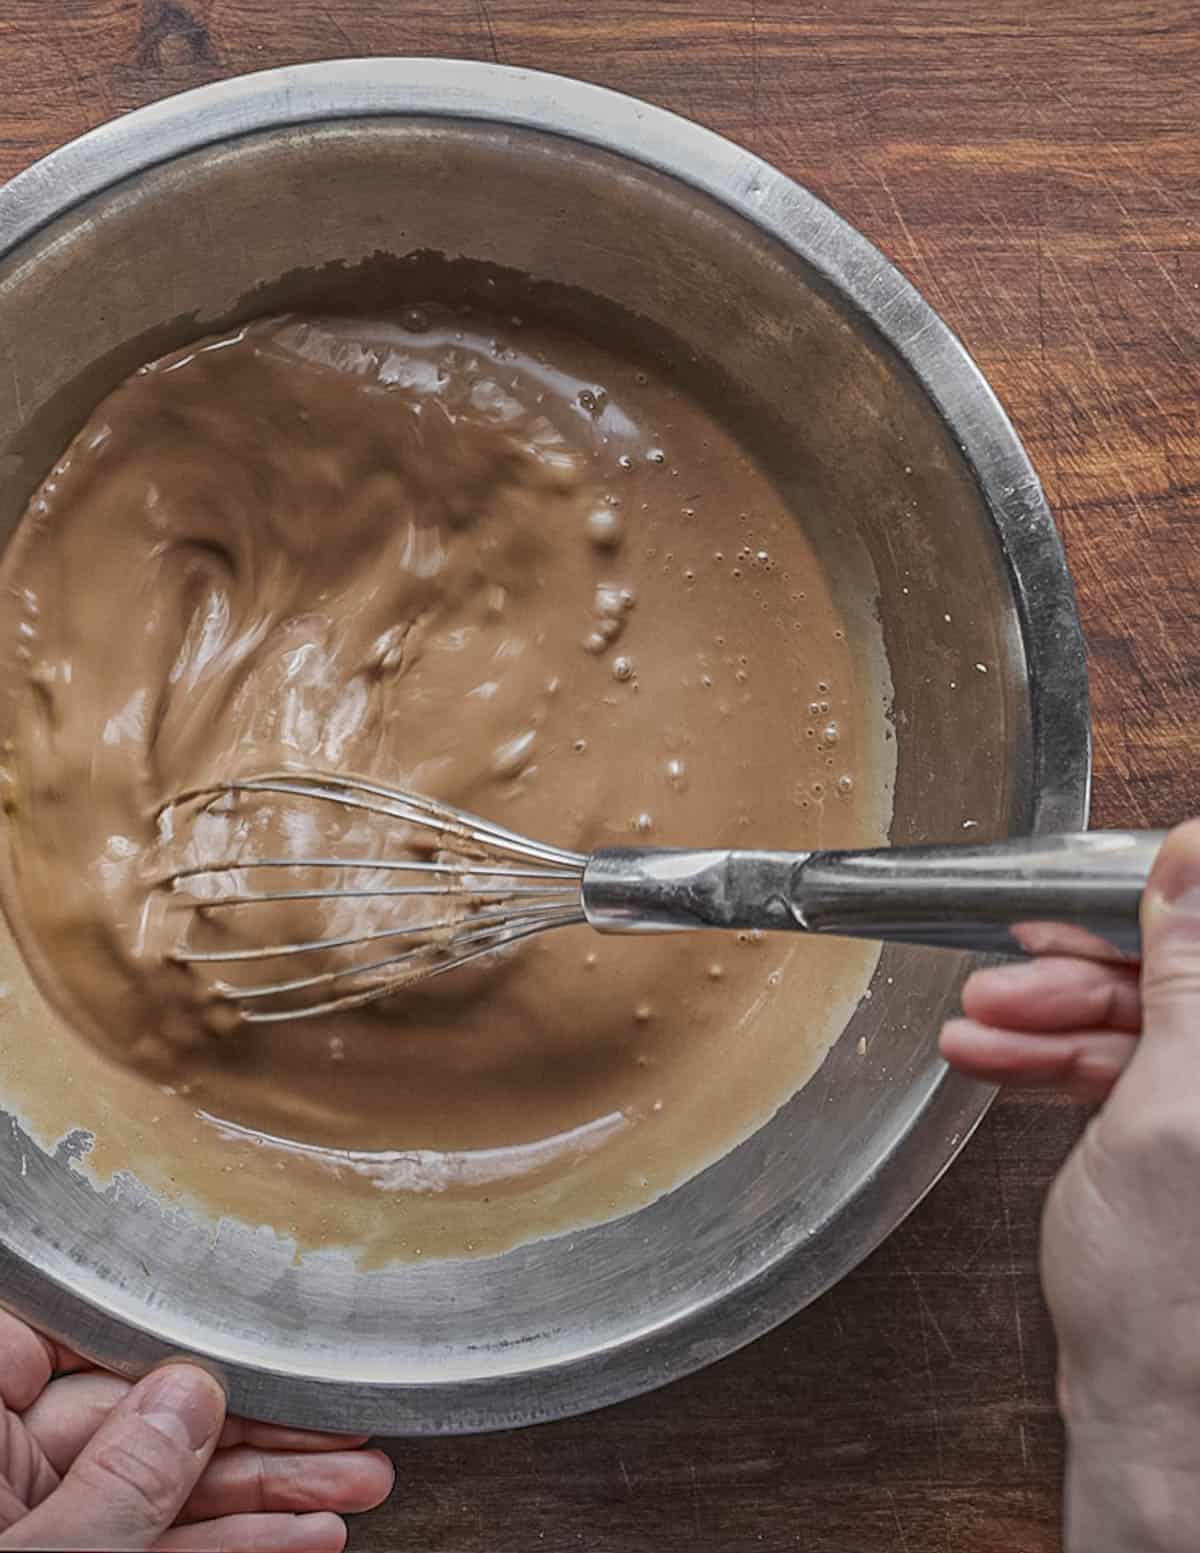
[0,58,1089,1432]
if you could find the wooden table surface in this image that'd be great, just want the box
[3,3,1197,1549]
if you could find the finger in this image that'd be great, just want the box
[180,1446,393,1522]
[0,1311,98,1415]
[50,1344,96,1377]
[940,1018,1137,1102]
[22,1370,132,1473]
[0,1364,226,1551]
[962,957,1142,1035]
[1010,920,1139,961]
[0,1309,53,1412]
[217,1418,371,1452]
[154,1510,347,1552]
[0,1482,28,1537]
[1126,819,1200,1082]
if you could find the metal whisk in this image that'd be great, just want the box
[162,771,1162,1025]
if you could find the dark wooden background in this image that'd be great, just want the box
[3,3,1197,1548]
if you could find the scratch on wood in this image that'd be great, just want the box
[907,1266,955,1361]
[8,21,87,131]
[48,29,88,122]
[478,0,502,63]
[1093,162,1195,317]
[750,0,760,133]
[874,163,931,294]
[8,358,24,425]
[906,1263,946,1480]
[322,5,355,53]
[887,1488,911,1552]
[996,1130,1032,1474]
[958,1214,1004,1273]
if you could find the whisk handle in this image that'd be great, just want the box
[583,831,1165,960]
[790,830,1162,959]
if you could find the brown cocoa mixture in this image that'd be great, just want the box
[0,313,891,1260]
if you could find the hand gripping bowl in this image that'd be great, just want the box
[0,60,1088,1433]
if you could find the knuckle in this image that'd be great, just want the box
[79,1435,181,1526]
[1091,974,1132,1031]
[261,1451,319,1511]
[1142,957,1200,1005]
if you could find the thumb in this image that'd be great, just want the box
[1135,818,1200,1062]
[4,1363,225,1551]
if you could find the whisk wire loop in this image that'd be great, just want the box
[162,772,588,1023]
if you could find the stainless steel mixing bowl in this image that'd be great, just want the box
[0,60,1087,1433]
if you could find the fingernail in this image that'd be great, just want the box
[137,1364,224,1452]
[1143,826,1200,923]
[1149,874,1200,920]
[1161,880,1200,914]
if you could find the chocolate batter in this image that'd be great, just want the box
[0,312,891,1260]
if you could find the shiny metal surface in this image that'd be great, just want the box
[0,60,1089,1433]
[585,833,1158,958]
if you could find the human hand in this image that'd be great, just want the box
[940,937,1142,1102]
[941,819,1200,1552]
[0,1312,393,1551]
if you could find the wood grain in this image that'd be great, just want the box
[2,3,1197,1548]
